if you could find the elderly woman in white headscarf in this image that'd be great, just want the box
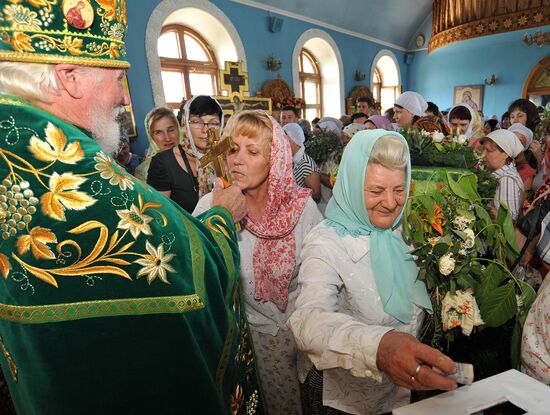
[480,129,525,221]
[284,123,321,202]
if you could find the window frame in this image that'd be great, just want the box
[299,48,322,119]
[159,24,219,109]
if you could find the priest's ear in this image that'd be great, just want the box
[53,64,95,99]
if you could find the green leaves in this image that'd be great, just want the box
[479,281,517,327]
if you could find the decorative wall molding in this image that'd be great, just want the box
[429,6,549,52]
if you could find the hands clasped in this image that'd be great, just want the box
[376,331,458,391]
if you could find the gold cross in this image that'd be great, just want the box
[200,127,234,187]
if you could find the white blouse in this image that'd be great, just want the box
[521,275,550,386]
[193,193,323,336]
[288,222,424,415]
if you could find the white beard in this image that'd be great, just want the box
[88,105,124,154]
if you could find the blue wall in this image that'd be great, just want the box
[125,0,406,156]
[408,25,550,117]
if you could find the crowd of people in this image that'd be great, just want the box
[0,1,549,414]
[104,86,550,415]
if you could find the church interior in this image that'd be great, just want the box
[1,0,550,414]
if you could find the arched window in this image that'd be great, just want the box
[372,67,382,105]
[371,53,401,113]
[158,25,219,110]
[299,48,322,120]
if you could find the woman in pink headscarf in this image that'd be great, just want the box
[193,110,323,415]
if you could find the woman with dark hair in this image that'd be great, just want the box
[483,119,499,135]
[448,103,483,149]
[147,95,223,213]
[508,98,540,132]
[501,112,511,129]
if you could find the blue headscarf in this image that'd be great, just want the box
[325,129,432,323]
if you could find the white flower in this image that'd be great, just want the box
[462,228,475,249]
[116,204,153,239]
[421,130,431,138]
[452,215,472,230]
[455,134,468,145]
[439,253,455,276]
[135,240,175,284]
[432,132,445,143]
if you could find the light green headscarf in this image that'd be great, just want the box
[325,129,432,323]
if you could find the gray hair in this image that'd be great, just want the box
[369,135,409,170]
[0,62,101,102]
[0,62,59,102]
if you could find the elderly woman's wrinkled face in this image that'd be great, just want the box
[228,134,270,192]
[364,163,406,229]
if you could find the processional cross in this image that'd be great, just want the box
[199,127,234,188]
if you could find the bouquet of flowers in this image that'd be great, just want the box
[402,126,498,201]
[403,169,536,367]
[272,96,306,110]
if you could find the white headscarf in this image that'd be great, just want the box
[317,117,343,138]
[395,91,428,116]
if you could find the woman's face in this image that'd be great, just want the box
[151,116,179,151]
[227,134,271,193]
[510,109,527,126]
[393,106,414,127]
[363,163,406,229]
[483,122,492,136]
[482,141,508,171]
[450,118,470,135]
[501,116,511,129]
[186,114,221,151]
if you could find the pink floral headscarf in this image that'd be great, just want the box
[244,112,311,311]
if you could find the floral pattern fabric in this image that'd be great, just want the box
[521,276,550,385]
[243,113,311,312]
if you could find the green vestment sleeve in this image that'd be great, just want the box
[0,95,263,415]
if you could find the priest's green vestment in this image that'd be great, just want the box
[0,95,263,414]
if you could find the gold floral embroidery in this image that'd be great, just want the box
[116,204,153,239]
[3,4,42,31]
[27,0,56,12]
[231,384,244,415]
[29,122,84,164]
[205,215,231,239]
[94,151,134,191]
[0,253,10,279]
[12,220,137,287]
[41,172,96,221]
[11,31,35,52]
[0,336,17,382]
[16,226,56,260]
[134,240,175,284]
